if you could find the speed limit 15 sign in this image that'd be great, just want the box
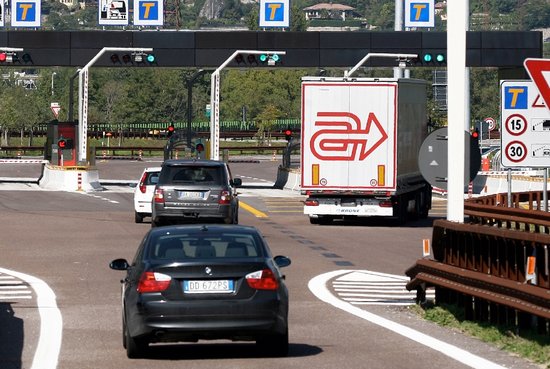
[500,80,550,167]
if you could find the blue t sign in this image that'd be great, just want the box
[134,0,163,26]
[11,0,41,27]
[404,0,434,28]
[259,0,289,28]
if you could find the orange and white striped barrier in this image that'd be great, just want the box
[526,256,536,283]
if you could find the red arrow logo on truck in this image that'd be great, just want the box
[310,112,388,161]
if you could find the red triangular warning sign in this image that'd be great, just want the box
[525,58,550,110]
[532,94,546,108]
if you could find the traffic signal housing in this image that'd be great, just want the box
[57,137,73,150]
[469,130,481,181]
[410,51,446,67]
[109,52,156,66]
[0,52,32,64]
[234,53,282,67]
[284,128,292,142]
[167,124,175,137]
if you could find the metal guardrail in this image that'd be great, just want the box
[406,191,550,335]
[0,145,289,160]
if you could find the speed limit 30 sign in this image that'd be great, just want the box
[500,80,550,167]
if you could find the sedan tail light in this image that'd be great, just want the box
[138,172,147,193]
[218,190,232,205]
[153,188,165,204]
[137,271,171,293]
[246,269,278,290]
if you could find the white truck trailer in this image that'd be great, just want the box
[301,77,432,224]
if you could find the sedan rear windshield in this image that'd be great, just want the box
[147,233,264,260]
[159,166,223,185]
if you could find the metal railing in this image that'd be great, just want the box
[406,190,550,335]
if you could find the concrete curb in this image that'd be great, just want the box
[39,164,103,192]
[275,166,301,192]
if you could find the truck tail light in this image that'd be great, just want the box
[153,188,165,203]
[138,172,147,193]
[219,190,231,205]
[304,199,319,206]
[137,271,171,293]
[246,269,278,290]
[379,200,393,208]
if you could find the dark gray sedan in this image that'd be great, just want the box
[151,159,241,227]
[109,224,291,358]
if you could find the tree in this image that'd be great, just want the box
[254,104,281,145]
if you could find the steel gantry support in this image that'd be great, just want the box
[77,47,153,163]
[209,50,286,161]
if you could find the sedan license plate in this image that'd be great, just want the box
[178,191,204,200]
[183,280,234,294]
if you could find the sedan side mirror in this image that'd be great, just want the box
[274,255,291,268]
[109,258,130,271]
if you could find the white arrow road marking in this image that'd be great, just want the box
[0,267,62,369]
[309,270,507,369]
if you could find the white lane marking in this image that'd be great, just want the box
[0,267,62,369]
[332,270,434,306]
[0,274,32,299]
[309,270,507,369]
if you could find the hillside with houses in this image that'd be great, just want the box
[33,0,550,32]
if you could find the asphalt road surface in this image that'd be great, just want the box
[0,157,539,369]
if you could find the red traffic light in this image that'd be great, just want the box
[472,129,479,139]
[196,143,205,152]
[284,129,292,141]
[167,124,175,137]
[58,138,67,149]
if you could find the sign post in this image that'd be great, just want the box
[77,47,152,163]
[209,50,286,160]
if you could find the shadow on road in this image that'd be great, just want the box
[0,303,24,369]
[141,342,322,360]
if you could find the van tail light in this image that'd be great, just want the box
[137,271,171,293]
[153,188,165,204]
[304,199,319,206]
[246,269,278,290]
[138,172,147,193]
[219,190,232,205]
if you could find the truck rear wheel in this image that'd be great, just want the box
[309,217,320,225]
[309,216,334,225]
